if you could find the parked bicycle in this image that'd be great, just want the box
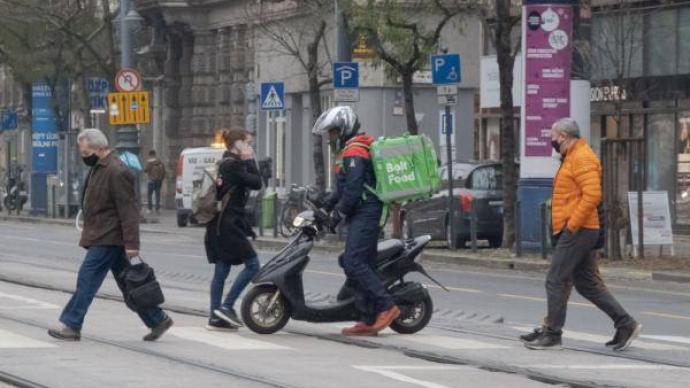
[278,184,319,237]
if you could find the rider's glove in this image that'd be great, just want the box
[326,209,344,232]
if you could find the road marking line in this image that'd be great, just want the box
[353,365,462,388]
[0,235,74,247]
[498,294,595,308]
[642,311,690,321]
[0,291,59,309]
[518,364,687,371]
[169,327,291,350]
[641,335,690,345]
[512,326,687,351]
[0,329,57,349]
[401,334,509,350]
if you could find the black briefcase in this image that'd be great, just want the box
[118,257,165,311]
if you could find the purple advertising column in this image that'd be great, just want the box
[524,3,573,156]
[518,0,575,249]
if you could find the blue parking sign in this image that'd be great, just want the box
[431,54,461,85]
[333,62,359,88]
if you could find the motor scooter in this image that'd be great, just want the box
[240,210,447,335]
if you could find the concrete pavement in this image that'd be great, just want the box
[0,219,690,386]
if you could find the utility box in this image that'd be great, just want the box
[46,174,60,218]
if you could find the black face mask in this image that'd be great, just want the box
[551,140,561,154]
[82,154,99,167]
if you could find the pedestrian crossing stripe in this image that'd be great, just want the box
[261,86,284,110]
[168,327,291,350]
[400,334,510,350]
[0,329,56,349]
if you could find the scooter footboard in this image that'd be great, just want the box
[390,282,429,305]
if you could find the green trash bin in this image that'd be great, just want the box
[261,192,276,229]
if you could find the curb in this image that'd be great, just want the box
[0,215,177,236]
[652,271,690,283]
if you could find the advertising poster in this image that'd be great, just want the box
[524,4,573,156]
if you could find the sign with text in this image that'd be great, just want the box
[86,77,110,110]
[628,191,674,247]
[31,81,59,173]
[523,4,573,157]
[108,92,151,125]
[334,62,360,102]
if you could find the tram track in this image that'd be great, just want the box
[0,275,687,388]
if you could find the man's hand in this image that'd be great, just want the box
[326,209,344,232]
[126,249,139,259]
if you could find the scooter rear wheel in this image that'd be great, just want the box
[389,295,433,335]
[241,286,291,335]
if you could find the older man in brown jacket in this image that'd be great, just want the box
[49,129,172,342]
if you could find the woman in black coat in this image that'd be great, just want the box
[205,129,262,331]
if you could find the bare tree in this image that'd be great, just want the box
[480,0,521,248]
[247,0,334,191]
[344,0,473,135]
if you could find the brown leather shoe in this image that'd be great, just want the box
[342,322,378,336]
[371,306,401,332]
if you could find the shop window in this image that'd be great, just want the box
[591,13,643,80]
[647,113,675,195]
[676,111,690,225]
[679,8,690,75]
[645,9,678,76]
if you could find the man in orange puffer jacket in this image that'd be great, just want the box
[522,118,641,352]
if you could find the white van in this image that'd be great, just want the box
[175,146,225,227]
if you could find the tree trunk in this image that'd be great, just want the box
[307,27,326,192]
[401,70,418,135]
[495,0,517,249]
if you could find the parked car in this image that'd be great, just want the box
[175,146,225,227]
[402,161,504,248]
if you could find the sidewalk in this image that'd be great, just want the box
[1,211,689,283]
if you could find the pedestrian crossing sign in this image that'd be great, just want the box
[108,92,151,125]
[260,82,285,111]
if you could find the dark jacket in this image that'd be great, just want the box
[144,157,166,181]
[204,152,262,264]
[80,152,140,250]
[325,134,382,218]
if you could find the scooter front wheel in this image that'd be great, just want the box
[389,295,433,335]
[241,286,291,335]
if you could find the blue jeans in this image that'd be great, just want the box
[148,180,162,211]
[60,246,168,330]
[210,256,260,313]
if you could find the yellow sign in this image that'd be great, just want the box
[108,92,150,125]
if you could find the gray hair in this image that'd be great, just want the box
[77,128,109,149]
[552,118,581,139]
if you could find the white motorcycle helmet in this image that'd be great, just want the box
[312,106,361,149]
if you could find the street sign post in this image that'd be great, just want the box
[1,111,17,131]
[432,53,461,250]
[260,82,285,111]
[108,92,151,125]
[115,68,142,92]
[333,62,360,102]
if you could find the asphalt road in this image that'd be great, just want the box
[0,219,689,387]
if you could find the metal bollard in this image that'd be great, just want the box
[515,200,522,257]
[540,202,547,259]
[470,199,478,253]
[257,192,266,237]
[273,193,278,238]
[52,186,57,219]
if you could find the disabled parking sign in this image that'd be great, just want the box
[431,54,461,85]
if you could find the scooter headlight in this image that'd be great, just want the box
[293,216,306,227]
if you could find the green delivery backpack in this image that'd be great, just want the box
[353,134,441,225]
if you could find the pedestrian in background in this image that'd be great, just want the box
[521,118,641,351]
[49,129,173,342]
[144,150,166,214]
[205,129,262,331]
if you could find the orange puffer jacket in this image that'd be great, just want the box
[552,139,602,235]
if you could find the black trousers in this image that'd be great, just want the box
[545,229,635,335]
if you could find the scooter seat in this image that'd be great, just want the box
[376,239,405,263]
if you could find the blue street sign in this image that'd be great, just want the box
[333,62,359,89]
[260,82,285,111]
[1,111,17,130]
[86,77,110,110]
[431,54,461,85]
